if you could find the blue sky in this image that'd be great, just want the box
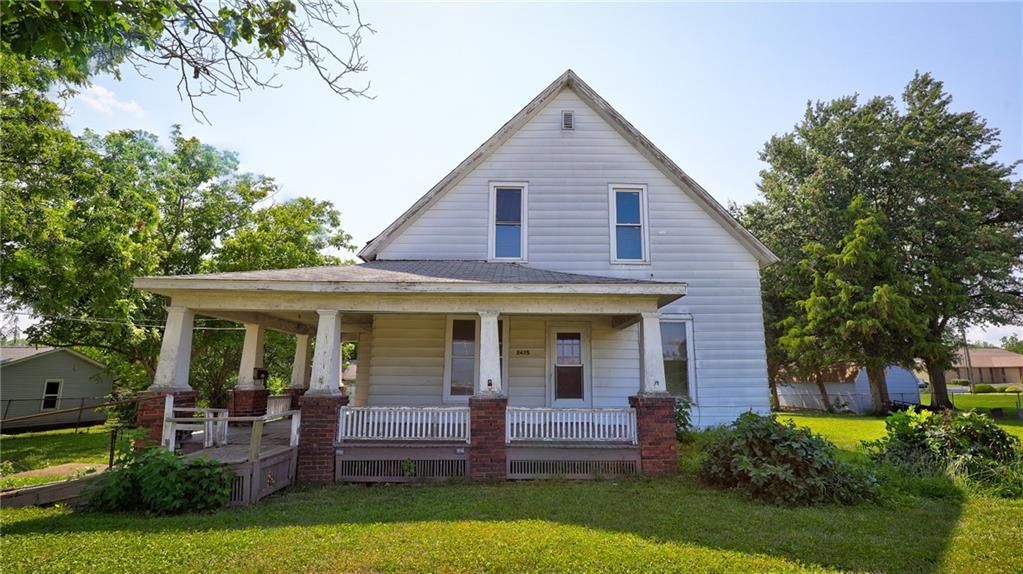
[64,1,1022,343]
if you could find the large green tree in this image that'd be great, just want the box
[781,198,927,410]
[1,52,354,404]
[1,0,371,119]
[738,73,1023,411]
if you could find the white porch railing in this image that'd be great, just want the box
[506,407,638,445]
[337,406,470,443]
[267,395,292,417]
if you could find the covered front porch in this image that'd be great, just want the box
[134,261,686,483]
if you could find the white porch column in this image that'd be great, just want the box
[289,333,313,390]
[308,309,342,396]
[151,306,195,391]
[639,311,668,394]
[236,323,266,390]
[478,310,502,394]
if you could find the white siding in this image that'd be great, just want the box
[366,314,446,406]
[376,88,770,427]
[365,314,644,409]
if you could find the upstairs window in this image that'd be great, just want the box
[41,379,62,410]
[609,184,649,263]
[490,182,527,261]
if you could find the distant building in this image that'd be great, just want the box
[946,348,1023,386]
[0,346,113,432]
[776,365,922,413]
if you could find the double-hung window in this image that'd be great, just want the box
[443,316,508,402]
[660,319,696,400]
[490,182,527,261]
[609,184,649,263]
[41,379,62,410]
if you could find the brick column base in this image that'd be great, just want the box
[228,388,270,417]
[281,387,308,410]
[297,394,347,483]
[136,389,196,449]
[469,394,508,481]
[629,394,678,476]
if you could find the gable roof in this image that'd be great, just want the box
[0,346,107,370]
[357,69,779,266]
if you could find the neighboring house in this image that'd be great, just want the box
[133,70,778,482]
[944,348,1023,386]
[776,366,922,413]
[0,346,113,432]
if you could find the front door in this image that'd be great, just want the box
[548,324,591,407]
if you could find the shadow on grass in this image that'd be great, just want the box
[1,471,964,573]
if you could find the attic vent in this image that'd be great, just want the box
[561,110,574,130]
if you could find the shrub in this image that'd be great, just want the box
[698,412,878,506]
[865,408,1022,497]
[974,384,996,394]
[88,448,232,514]
[673,397,694,441]
[949,379,970,386]
[1005,386,1021,393]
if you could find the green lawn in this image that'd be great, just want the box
[1,416,1021,573]
[781,412,1023,445]
[921,391,1023,413]
[1,427,110,490]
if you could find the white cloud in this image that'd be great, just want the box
[967,324,1023,346]
[77,85,144,117]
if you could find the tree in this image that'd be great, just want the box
[1,0,372,119]
[1,53,354,403]
[1001,334,1023,356]
[189,198,355,406]
[741,73,1022,411]
[781,198,927,411]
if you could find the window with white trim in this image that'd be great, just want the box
[489,182,527,261]
[547,323,591,407]
[660,319,696,400]
[443,317,508,401]
[609,184,649,263]
[41,379,62,410]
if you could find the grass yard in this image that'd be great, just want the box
[921,391,1023,414]
[1,415,1021,574]
[1,427,110,490]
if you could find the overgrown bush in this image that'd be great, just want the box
[865,408,1022,498]
[674,397,694,441]
[698,412,878,506]
[88,448,232,514]
[974,384,996,394]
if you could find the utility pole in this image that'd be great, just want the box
[961,327,974,394]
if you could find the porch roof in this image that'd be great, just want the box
[134,260,686,302]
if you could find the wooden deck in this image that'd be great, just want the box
[181,419,294,464]
[166,409,300,505]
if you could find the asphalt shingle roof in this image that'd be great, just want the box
[157,260,668,285]
[0,346,54,364]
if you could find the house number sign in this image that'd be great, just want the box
[514,349,531,357]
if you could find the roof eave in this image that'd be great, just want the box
[133,276,687,299]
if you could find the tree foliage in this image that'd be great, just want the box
[1,52,353,403]
[737,73,1023,411]
[1,0,372,119]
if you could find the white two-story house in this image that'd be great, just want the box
[135,70,777,484]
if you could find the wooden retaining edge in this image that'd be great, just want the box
[0,474,103,508]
